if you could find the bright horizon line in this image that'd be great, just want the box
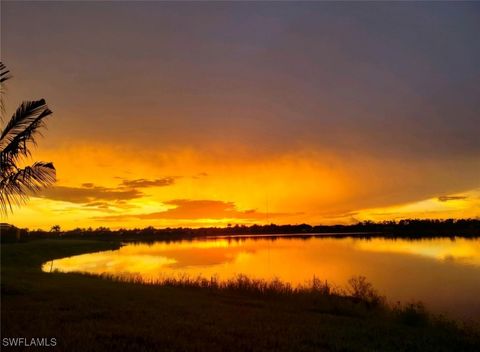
[3,217,479,232]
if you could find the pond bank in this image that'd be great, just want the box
[2,239,479,351]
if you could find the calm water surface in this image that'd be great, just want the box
[43,236,480,320]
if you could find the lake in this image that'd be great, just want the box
[43,235,480,320]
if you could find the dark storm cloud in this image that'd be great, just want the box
[3,2,480,159]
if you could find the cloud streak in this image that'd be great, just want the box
[94,199,295,222]
[438,196,467,202]
[120,177,176,188]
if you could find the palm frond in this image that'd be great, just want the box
[0,62,56,215]
[0,161,56,215]
[0,100,52,164]
[0,62,12,117]
[0,62,11,83]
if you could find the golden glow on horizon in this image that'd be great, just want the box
[356,190,480,222]
[4,143,479,230]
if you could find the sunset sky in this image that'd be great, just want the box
[2,2,479,230]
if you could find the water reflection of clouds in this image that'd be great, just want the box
[45,253,177,275]
[45,237,480,320]
[120,237,304,268]
[354,238,480,266]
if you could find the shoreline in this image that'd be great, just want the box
[2,239,479,351]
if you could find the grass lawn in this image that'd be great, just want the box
[1,239,479,351]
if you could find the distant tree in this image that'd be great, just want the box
[50,225,61,233]
[0,62,56,215]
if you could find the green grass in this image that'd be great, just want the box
[2,239,479,351]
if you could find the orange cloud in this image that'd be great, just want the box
[38,185,143,204]
[36,177,177,205]
[94,199,294,222]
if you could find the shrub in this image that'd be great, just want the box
[347,276,385,307]
[393,301,429,326]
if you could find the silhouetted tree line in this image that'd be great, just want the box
[1,219,479,243]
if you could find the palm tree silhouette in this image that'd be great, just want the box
[0,62,56,215]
